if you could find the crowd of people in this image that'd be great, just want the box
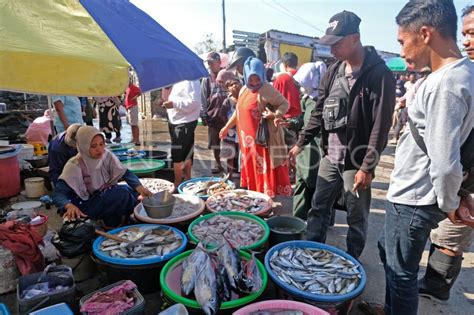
[22,0,472,314]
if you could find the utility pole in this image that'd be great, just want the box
[222,0,226,51]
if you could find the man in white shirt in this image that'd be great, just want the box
[160,80,201,188]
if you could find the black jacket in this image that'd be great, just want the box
[296,46,395,172]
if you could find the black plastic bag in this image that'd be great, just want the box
[52,219,96,258]
[255,118,269,147]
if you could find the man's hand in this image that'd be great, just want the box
[352,170,373,192]
[452,195,474,227]
[136,185,153,198]
[63,203,87,221]
[162,101,173,109]
[288,146,303,167]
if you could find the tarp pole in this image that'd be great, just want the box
[48,96,56,137]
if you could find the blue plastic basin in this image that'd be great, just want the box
[114,150,146,161]
[92,224,187,266]
[264,240,366,303]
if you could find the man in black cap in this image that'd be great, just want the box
[289,10,395,259]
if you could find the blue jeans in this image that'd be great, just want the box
[378,202,446,315]
[307,156,371,259]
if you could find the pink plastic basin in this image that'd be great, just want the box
[234,299,329,315]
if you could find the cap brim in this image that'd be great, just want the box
[227,60,239,70]
[319,35,344,46]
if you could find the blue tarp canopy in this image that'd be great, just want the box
[80,0,208,93]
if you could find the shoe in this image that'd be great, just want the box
[134,142,141,146]
[105,139,112,144]
[112,137,122,143]
[211,165,223,174]
[418,244,462,303]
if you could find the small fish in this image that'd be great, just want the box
[269,247,360,295]
[99,226,182,259]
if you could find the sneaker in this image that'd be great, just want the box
[112,137,122,143]
[105,139,112,144]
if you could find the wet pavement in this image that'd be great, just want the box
[0,117,472,314]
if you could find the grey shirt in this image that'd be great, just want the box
[387,58,474,212]
[327,69,360,165]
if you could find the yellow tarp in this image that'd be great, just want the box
[0,0,129,96]
[279,43,313,67]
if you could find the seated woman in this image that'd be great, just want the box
[52,126,152,228]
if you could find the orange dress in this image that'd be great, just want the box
[237,89,292,197]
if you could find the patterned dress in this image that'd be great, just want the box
[93,97,122,134]
[237,89,292,197]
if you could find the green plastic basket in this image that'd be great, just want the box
[187,212,269,251]
[160,249,267,311]
[121,158,165,174]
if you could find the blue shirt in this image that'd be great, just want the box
[52,96,83,133]
[48,132,77,185]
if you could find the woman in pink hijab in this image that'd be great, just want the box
[25,110,53,145]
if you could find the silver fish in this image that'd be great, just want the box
[195,254,219,315]
[99,226,182,259]
[181,245,208,295]
[192,215,264,248]
[216,240,240,289]
[269,247,360,295]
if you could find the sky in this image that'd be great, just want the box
[131,0,472,55]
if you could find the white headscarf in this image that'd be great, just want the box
[59,126,126,200]
[293,61,327,99]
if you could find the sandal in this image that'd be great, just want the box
[211,165,223,174]
[358,301,385,315]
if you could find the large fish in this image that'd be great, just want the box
[180,244,208,295]
[194,254,220,315]
[238,253,262,294]
[217,239,240,289]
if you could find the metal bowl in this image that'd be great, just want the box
[142,193,176,219]
[25,155,49,168]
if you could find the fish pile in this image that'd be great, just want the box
[207,190,270,214]
[99,227,182,259]
[181,176,233,197]
[160,196,201,219]
[191,215,264,248]
[269,247,361,295]
[139,178,174,194]
[250,310,304,315]
[181,241,263,315]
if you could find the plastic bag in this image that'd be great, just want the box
[255,118,269,147]
[52,219,96,258]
